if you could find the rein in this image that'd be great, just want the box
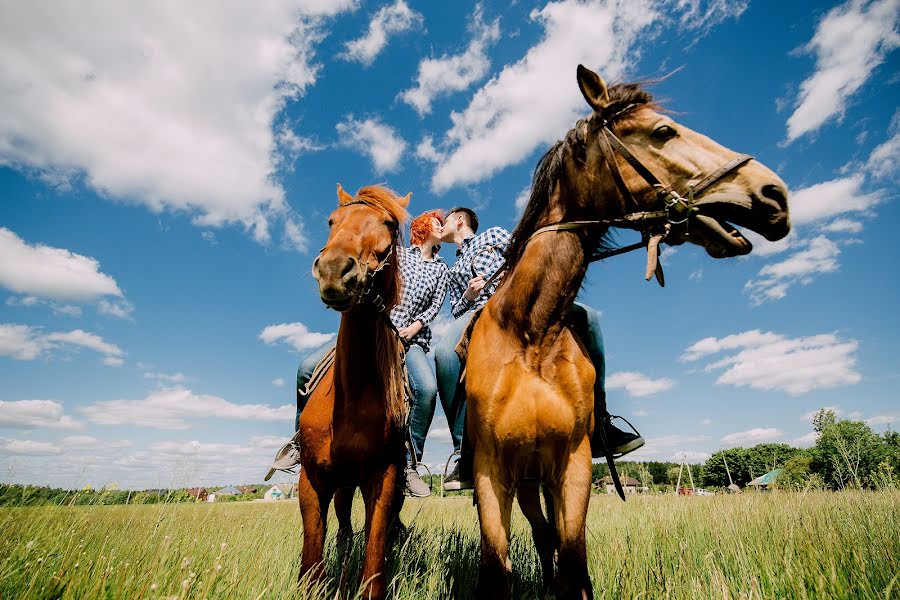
[527,115,753,286]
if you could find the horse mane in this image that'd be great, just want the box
[503,82,658,276]
[349,184,409,428]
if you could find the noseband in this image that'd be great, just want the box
[529,107,753,285]
[328,199,398,312]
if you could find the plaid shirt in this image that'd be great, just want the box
[390,245,448,352]
[447,226,511,318]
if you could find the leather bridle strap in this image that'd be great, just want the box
[689,153,754,196]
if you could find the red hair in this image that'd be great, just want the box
[410,210,445,246]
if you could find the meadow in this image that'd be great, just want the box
[1,490,897,599]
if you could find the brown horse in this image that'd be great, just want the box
[299,184,410,600]
[464,65,791,599]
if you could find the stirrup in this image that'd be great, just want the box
[264,440,300,481]
[442,450,461,481]
[600,413,644,460]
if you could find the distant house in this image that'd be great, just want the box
[265,483,295,501]
[216,485,243,496]
[238,486,258,495]
[185,487,208,502]
[747,468,783,490]
[596,475,644,495]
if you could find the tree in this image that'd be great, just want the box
[701,444,801,488]
[810,409,884,489]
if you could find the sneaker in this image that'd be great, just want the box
[264,440,301,481]
[404,466,431,497]
[443,460,473,491]
[592,417,644,459]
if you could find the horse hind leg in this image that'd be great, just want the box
[474,452,515,600]
[550,439,594,599]
[334,487,355,597]
[518,481,557,593]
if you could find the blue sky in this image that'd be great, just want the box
[1,0,898,489]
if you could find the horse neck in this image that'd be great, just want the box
[494,189,593,348]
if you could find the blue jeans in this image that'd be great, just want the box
[294,342,438,464]
[433,302,605,453]
[405,344,438,462]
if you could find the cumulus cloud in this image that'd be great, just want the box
[0,1,355,244]
[606,371,676,397]
[79,387,293,429]
[682,330,861,396]
[272,378,286,388]
[627,434,712,462]
[0,399,83,430]
[721,427,783,446]
[427,0,659,192]
[788,175,884,226]
[744,236,841,304]
[259,322,334,352]
[785,0,900,143]
[399,6,501,115]
[0,323,124,364]
[793,431,819,447]
[341,0,423,66]
[0,227,125,307]
[866,414,898,426]
[335,116,407,173]
[144,371,188,383]
[866,110,900,179]
[0,439,61,455]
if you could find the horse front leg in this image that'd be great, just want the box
[359,462,401,600]
[334,486,355,598]
[474,448,514,600]
[551,436,593,599]
[298,468,334,583]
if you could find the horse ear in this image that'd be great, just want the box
[398,192,411,208]
[337,183,355,206]
[577,64,610,112]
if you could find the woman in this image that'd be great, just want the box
[390,209,448,497]
[268,210,448,499]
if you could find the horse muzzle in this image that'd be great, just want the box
[312,254,362,311]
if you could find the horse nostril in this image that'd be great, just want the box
[311,256,321,277]
[761,184,788,209]
[340,257,357,278]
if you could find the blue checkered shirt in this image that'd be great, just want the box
[390,245,448,352]
[447,227,511,318]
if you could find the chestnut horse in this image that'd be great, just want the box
[464,65,791,598]
[299,184,410,600]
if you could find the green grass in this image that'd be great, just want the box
[1,491,897,599]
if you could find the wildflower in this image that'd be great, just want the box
[150,583,157,591]
[182,579,190,589]
[181,557,190,569]
[25,541,35,550]
[216,564,222,572]
[220,542,227,550]
[37,558,43,563]
[74,563,80,569]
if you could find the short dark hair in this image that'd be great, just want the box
[447,206,479,233]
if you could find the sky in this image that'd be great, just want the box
[1,0,898,490]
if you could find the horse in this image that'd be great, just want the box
[464,65,791,599]
[298,184,410,600]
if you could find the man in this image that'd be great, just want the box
[435,207,644,491]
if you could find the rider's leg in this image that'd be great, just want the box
[569,302,643,458]
[405,344,438,463]
[295,343,332,431]
[434,314,473,453]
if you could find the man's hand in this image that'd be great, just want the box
[398,320,423,341]
[463,276,486,301]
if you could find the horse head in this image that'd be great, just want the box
[312,184,410,311]
[563,65,790,259]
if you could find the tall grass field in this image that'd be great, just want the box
[2,491,897,599]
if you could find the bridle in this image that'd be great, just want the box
[528,106,753,286]
[325,199,398,312]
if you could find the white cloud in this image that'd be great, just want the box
[632,409,650,417]
[282,214,309,253]
[721,427,783,446]
[700,418,712,426]
[259,322,334,352]
[144,371,188,383]
[606,371,675,397]
[785,0,900,142]
[0,1,356,243]
[428,0,658,192]
[341,0,423,66]
[801,406,843,422]
[788,175,883,226]
[821,218,864,234]
[102,356,125,367]
[97,299,134,320]
[674,0,748,33]
[0,399,83,430]
[272,378,286,388]
[866,414,898,426]
[0,439,61,456]
[682,330,861,396]
[0,323,124,364]
[626,434,712,462]
[79,387,293,429]
[866,110,900,179]
[399,6,500,115]
[744,236,841,304]
[793,431,819,447]
[415,135,444,163]
[0,227,123,304]
[335,116,407,173]
[514,186,531,213]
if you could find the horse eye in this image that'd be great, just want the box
[652,125,677,140]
